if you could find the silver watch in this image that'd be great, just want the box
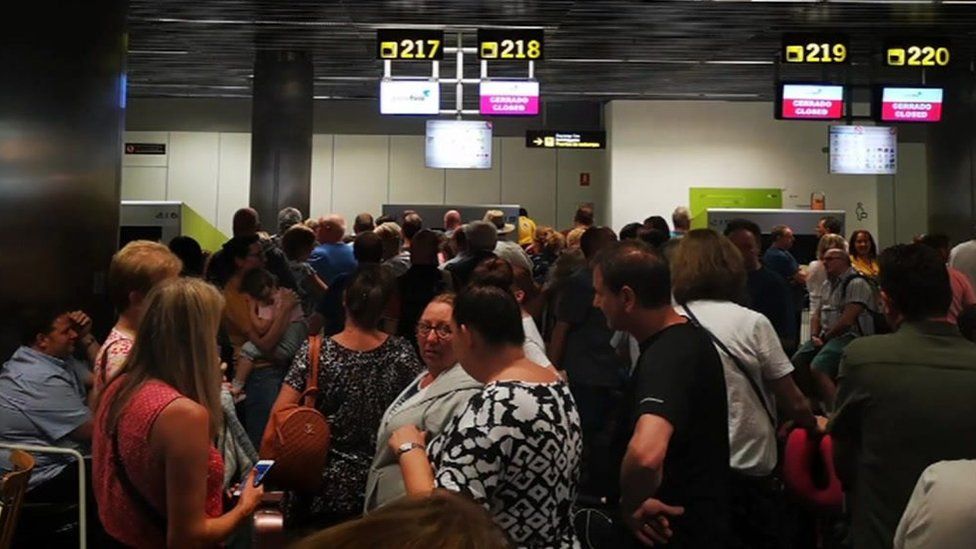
[396,441,423,457]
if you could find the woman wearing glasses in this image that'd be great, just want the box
[364,293,481,512]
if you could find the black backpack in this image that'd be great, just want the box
[841,273,892,335]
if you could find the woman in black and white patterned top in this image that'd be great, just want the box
[391,285,582,548]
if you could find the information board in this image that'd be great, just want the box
[829,126,897,175]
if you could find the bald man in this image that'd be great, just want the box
[443,210,462,236]
[308,214,357,284]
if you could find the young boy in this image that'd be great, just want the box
[282,224,329,314]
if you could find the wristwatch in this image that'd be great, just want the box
[396,442,423,457]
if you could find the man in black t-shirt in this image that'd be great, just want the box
[593,241,730,548]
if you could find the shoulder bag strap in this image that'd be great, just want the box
[303,334,323,407]
[840,273,869,336]
[111,425,167,530]
[682,305,777,428]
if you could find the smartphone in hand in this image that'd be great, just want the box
[252,459,274,487]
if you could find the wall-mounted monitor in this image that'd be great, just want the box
[829,125,897,175]
[874,86,943,123]
[380,79,440,115]
[775,83,845,120]
[425,120,493,169]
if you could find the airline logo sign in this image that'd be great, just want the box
[479,81,540,116]
[881,88,943,122]
[782,85,844,120]
[380,80,440,115]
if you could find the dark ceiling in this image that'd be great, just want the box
[127,1,976,103]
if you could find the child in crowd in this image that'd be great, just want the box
[230,268,308,400]
[281,224,329,315]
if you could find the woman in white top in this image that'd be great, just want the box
[671,230,823,547]
[470,257,553,368]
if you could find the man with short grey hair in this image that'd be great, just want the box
[271,207,303,249]
[792,247,876,406]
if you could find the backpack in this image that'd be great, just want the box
[841,274,892,335]
[259,334,331,491]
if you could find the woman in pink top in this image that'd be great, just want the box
[93,278,263,547]
[92,240,182,405]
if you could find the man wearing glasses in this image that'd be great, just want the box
[792,247,877,409]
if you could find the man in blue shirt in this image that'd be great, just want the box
[309,214,358,285]
[763,224,804,284]
[0,306,94,490]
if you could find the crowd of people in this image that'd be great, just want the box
[3,203,976,548]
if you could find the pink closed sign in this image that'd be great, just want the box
[479,81,540,116]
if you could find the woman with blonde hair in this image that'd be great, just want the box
[93,278,263,547]
[671,229,821,548]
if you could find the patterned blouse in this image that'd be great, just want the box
[429,380,583,548]
[283,335,422,524]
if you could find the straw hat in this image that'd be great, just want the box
[483,209,516,235]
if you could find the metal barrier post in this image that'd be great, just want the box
[0,443,86,549]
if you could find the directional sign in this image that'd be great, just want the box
[526,131,605,149]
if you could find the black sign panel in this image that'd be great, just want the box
[885,38,951,67]
[478,29,544,60]
[124,143,166,155]
[526,131,605,149]
[781,33,849,64]
[377,29,444,61]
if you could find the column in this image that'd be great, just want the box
[0,0,127,355]
[249,50,313,229]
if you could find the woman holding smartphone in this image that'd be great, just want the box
[93,278,264,547]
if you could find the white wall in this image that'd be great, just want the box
[123,131,607,236]
[606,101,927,243]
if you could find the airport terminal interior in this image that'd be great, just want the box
[4,1,976,547]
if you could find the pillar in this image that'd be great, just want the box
[249,51,313,230]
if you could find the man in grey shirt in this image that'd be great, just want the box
[792,248,876,407]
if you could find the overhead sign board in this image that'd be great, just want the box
[777,84,845,120]
[781,33,848,64]
[125,143,166,155]
[878,87,943,123]
[526,131,605,149]
[377,29,444,61]
[885,38,950,67]
[479,81,539,116]
[380,80,441,115]
[478,29,544,60]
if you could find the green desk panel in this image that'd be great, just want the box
[689,188,783,229]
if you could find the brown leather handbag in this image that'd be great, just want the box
[259,334,331,492]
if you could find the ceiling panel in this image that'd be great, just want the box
[127,1,976,101]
